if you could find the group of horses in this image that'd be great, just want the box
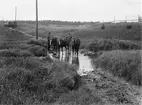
[48,35,81,56]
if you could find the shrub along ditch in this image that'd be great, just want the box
[87,39,141,52]
[0,57,81,105]
[93,50,142,86]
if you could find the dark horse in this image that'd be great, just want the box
[59,37,67,53]
[51,37,60,54]
[72,37,81,56]
[64,35,73,53]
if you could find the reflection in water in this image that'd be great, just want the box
[65,52,71,63]
[59,51,79,66]
[51,50,94,75]
[72,56,79,66]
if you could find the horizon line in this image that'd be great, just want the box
[0,18,140,23]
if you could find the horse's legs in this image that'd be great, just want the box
[77,49,79,56]
[66,45,69,53]
[68,45,71,54]
[73,47,75,55]
[77,46,80,56]
[76,47,78,56]
[62,46,64,52]
[58,46,60,55]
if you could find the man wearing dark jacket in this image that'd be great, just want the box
[47,32,51,51]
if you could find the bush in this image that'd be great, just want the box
[46,61,81,91]
[0,44,48,57]
[126,25,132,29]
[93,50,142,86]
[0,42,48,57]
[27,39,48,48]
[59,74,81,91]
[58,76,75,91]
[28,45,47,57]
[0,57,80,104]
[0,43,34,51]
[88,39,141,52]
[0,49,33,57]
[0,57,43,70]
[0,67,33,104]
[59,86,103,105]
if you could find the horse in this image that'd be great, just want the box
[51,36,60,54]
[59,37,67,53]
[64,35,73,53]
[72,37,80,56]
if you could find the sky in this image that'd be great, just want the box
[0,0,141,22]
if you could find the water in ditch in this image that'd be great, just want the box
[49,50,94,75]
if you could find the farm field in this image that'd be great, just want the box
[16,21,142,49]
[0,21,141,105]
[16,21,141,40]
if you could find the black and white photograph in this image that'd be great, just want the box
[0,0,141,105]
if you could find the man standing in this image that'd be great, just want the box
[47,32,51,51]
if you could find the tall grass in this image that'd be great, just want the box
[93,50,142,86]
[0,57,81,105]
[0,43,29,50]
[27,45,47,57]
[27,39,49,57]
[0,43,48,57]
[59,86,104,105]
[27,39,48,48]
[0,54,139,105]
[87,39,141,52]
[0,49,33,57]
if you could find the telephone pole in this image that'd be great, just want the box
[36,0,38,40]
[114,16,115,23]
[15,6,17,22]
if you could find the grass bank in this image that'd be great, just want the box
[93,50,142,86]
[86,39,141,52]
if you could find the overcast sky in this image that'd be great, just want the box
[0,0,141,22]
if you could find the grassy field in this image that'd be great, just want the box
[74,22,141,41]
[16,21,90,38]
[0,25,32,43]
[0,22,141,105]
[15,21,142,51]
[16,21,141,41]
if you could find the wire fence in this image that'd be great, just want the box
[112,16,142,23]
[114,19,138,23]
